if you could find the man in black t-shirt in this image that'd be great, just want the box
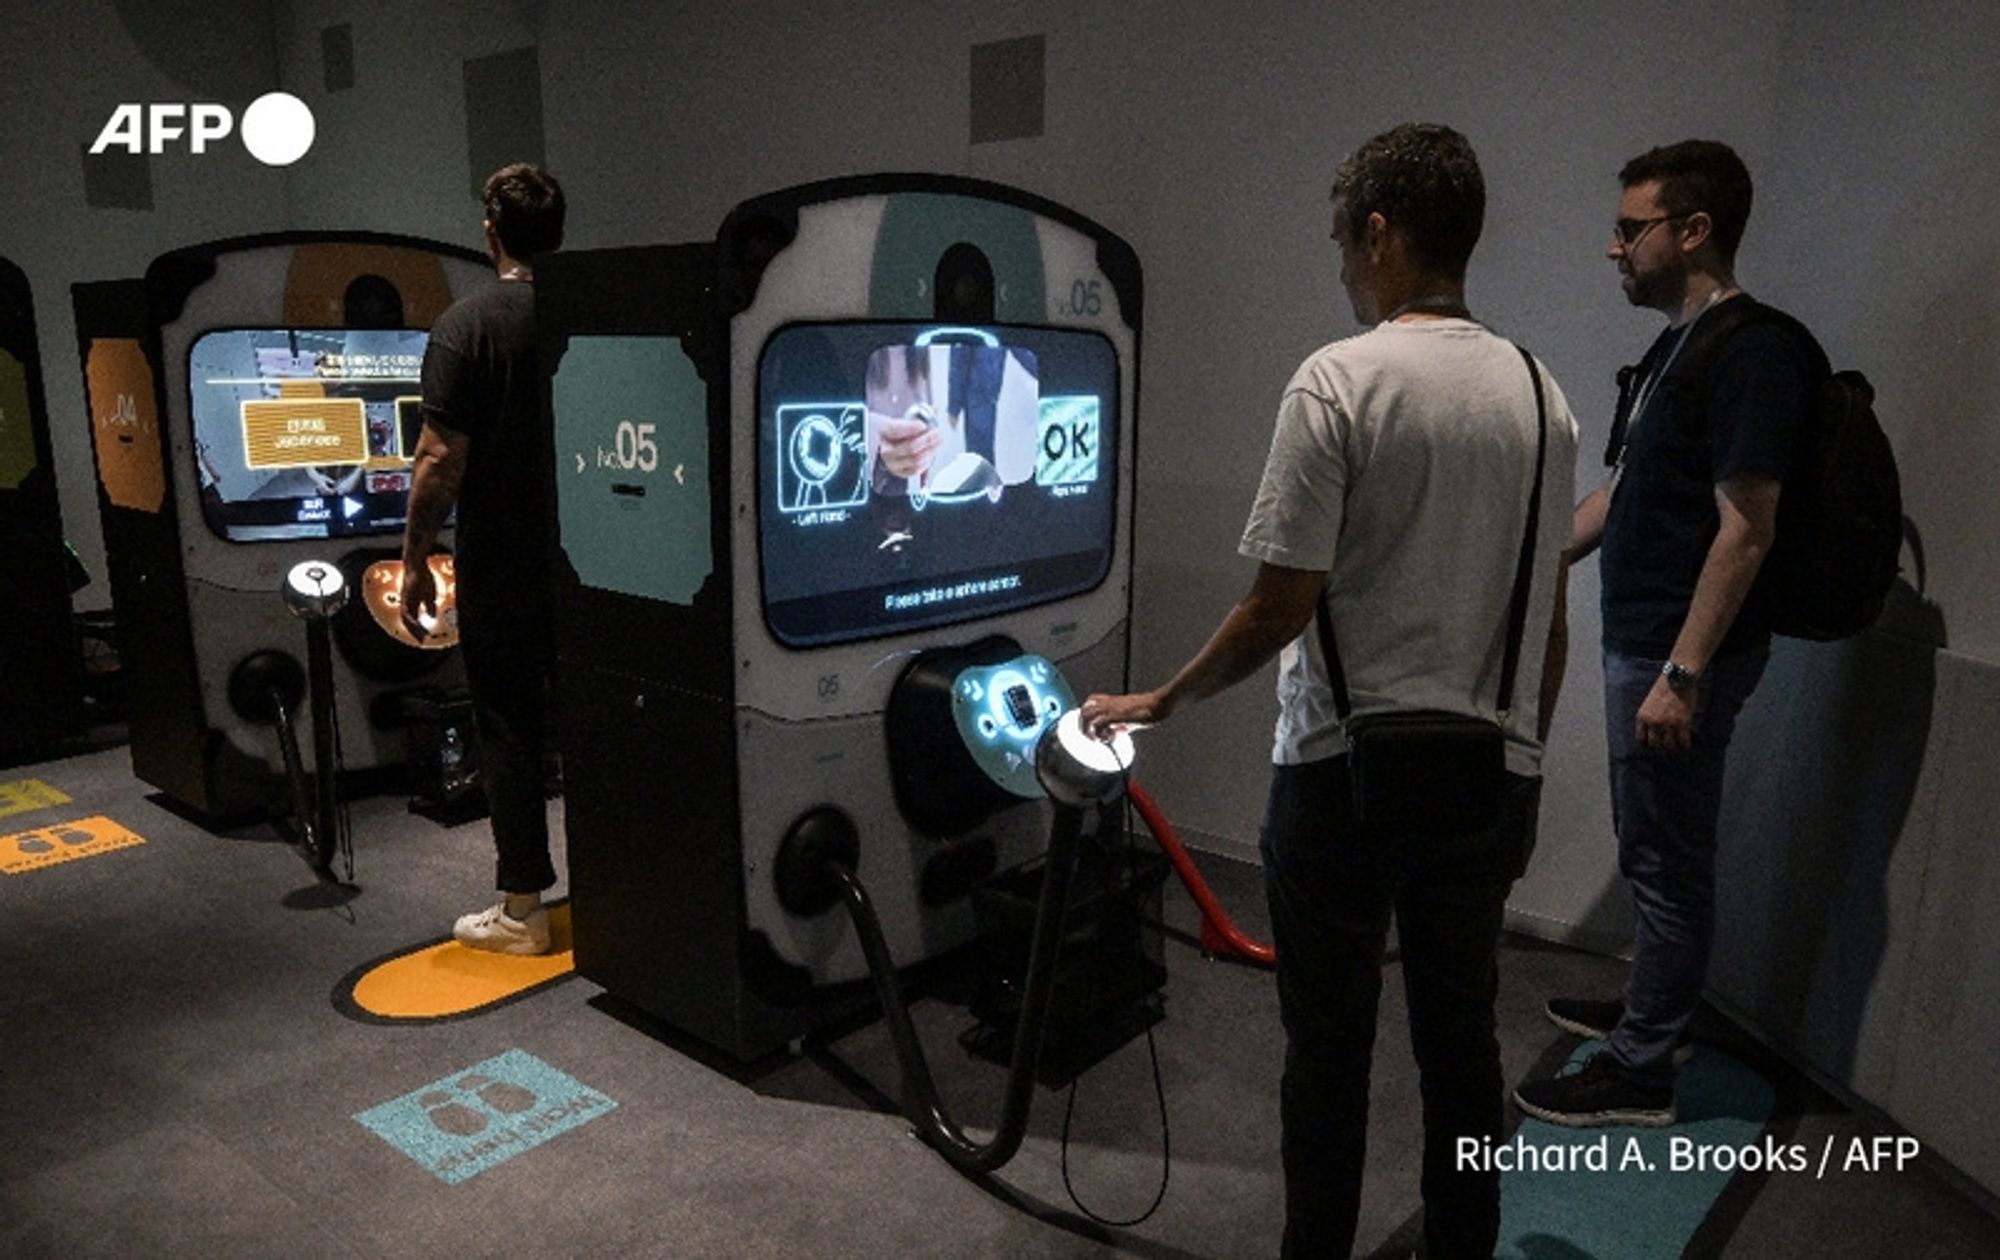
[400,163,565,954]
[1516,141,1824,1126]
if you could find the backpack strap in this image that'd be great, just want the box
[1603,297,1828,469]
[1676,297,1790,384]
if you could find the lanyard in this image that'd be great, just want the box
[1611,287,1731,492]
[1383,293,1471,322]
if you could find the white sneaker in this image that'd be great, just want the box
[453,903,551,955]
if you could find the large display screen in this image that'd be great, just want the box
[187,328,436,542]
[758,322,1118,646]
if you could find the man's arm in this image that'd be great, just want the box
[1537,555,1571,743]
[1569,478,1611,563]
[398,421,470,638]
[1080,562,1326,737]
[1536,469,1601,736]
[1635,473,1780,750]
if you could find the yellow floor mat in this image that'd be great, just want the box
[0,778,74,820]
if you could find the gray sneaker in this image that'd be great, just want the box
[1545,996,1694,1064]
[453,903,551,955]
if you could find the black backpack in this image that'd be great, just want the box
[1768,366,1902,639]
[1617,299,1903,641]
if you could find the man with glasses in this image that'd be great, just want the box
[1515,140,1828,1126]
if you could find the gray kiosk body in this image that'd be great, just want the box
[72,235,491,817]
[544,177,1141,1061]
[1,257,82,759]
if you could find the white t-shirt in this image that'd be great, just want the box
[1239,318,1580,773]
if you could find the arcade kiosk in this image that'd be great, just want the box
[541,177,1147,1066]
[72,235,490,820]
[0,257,81,759]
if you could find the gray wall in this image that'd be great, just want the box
[5,0,1997,1198]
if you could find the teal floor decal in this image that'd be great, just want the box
[1499,1042,1776,1259]
[355,1049,617,1184]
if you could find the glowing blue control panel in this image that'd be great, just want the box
[950,653,1074,799]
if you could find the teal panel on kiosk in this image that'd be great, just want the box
[951,652,1073,799]
[551,335,710,605]
[0,349,33,491]
[868,194,1046,320]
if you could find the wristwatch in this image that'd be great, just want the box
[1661,660,1701,693]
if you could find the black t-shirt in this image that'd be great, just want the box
[1600,298,1824,659]
[420,280,552,600]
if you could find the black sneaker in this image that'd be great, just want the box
[1514,1051,1676,1128]
[1544,996,1695,1064]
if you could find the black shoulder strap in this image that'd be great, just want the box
[1316,343,1549,720]
[1494,346,1550,712]
[1673,296,1780,385]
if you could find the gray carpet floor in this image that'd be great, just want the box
[3,743,1997,1259]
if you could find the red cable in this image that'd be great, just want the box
[1126,778,1276,969]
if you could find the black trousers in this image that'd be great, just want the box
[457,592,557,896]
[1259,757,1539,1260]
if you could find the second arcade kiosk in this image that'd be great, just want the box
[543,177,1146,1069]
[73,236,491,827]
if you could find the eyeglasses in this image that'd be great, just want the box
[1611,213,1689,248]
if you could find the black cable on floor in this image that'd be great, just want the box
[1056,749,1171,1227]
[1059,1019,1170,1227]
[329,688,354,884]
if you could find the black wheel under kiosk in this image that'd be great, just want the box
[71,235,491,833]
[0,256,83,760]
[542,177,1161,1145]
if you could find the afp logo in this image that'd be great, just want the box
[89,91,316,167]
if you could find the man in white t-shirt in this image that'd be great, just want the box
[1083,123,1578,1259]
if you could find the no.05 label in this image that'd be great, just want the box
[599,420,658,472]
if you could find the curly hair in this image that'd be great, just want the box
[1330,124,1485,280]
[481,163,566,259]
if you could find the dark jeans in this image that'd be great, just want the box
[1260,757,1540,1260]
[1602,646,1767,1087]
[459,594,557,895]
